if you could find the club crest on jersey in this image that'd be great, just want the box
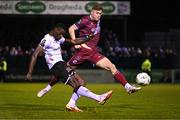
[72,60,77,64]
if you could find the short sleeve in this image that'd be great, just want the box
[39,37,50,49]
[59,37,65,44]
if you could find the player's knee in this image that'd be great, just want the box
[73,85,81,92]
[75,74,86,86]
[66,74,84,92]
[108,63,117,74]
[106,63,115,69]
[110,63,115,69]
[78,78,86,87]
[71,80,82,92]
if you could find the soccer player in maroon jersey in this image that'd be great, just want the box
[66,3,141,108]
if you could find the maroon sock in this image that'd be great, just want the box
[114,71,128,86]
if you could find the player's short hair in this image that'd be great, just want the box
[92,3,103,11]
[51,23,66,30]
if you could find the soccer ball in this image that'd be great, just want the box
[136,72,151,85]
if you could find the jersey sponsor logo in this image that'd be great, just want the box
[53,47,60,51]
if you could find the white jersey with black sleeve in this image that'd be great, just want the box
[39,34,65,69]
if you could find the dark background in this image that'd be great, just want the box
[0,0,179,69]
[1,1,180,46]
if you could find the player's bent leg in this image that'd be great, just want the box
[37,75,59,97]
[114,71,141,94]
[73,74,86,87]
[96,57,117,74]
[96,57,141,94]
[38,61,69,98]
[69,74,112,105]
[66,72,86,91]
[66,73,113,112]
[96,57,127,85]
[75,85,113,105]
[65,72,85,112]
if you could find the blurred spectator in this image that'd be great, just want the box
[10,47,18,56]
[0,27,177,69]
[4,46,10,56]
[141,58,152,82]
[17,46,24,56]
[160,70,172,83]
[0,57,7,83]
[0,46,3,56]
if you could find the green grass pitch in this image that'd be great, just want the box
[0,83,180,119]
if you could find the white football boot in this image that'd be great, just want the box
[126,85,141,94]
[37,89,49,97]
[66,105,83,112]
[98,90,113,105]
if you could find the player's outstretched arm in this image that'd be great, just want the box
[68,24,78,40]
[65,34,94,46]
[69,24,82,48]
[25,45,44,81]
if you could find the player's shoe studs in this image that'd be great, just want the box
[98,90,113,105]
[37,89,48,97]
[66,105,83,112]
[127,85,141,94]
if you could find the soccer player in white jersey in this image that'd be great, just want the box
[25,23,112,112]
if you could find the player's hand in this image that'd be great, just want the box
[25,73,32,81]
[74,45,82,49]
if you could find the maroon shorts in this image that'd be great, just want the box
[68,48,105,66]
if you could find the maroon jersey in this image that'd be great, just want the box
[68,16,104,66]
[75,15,100,49]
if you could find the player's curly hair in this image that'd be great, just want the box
[48,23,66,31]
[53,23,66,30]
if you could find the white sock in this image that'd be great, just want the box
[45,84,52,91]
[77,86,100,101]
[124,83,131,90]
[67,92,81,107]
